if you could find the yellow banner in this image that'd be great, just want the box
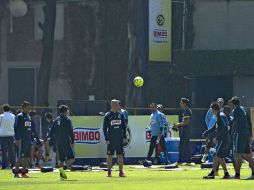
[70,115,178,159]
[149,0,172,62]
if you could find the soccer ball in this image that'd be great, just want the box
[133,76,144,87]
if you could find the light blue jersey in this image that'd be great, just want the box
[205,108,216,129]
[120,109,128,125]
[150,110,163,136]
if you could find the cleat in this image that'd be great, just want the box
[119,172,126,177]
[21,173,30,178]
[59,167,67,180]
[14,173,21,178]
[203,174,215,179]
[221,174,230,179]
[230,175,240,180]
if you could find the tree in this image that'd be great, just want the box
[38,0,56,105]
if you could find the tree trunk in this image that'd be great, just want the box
[38,0,56,105]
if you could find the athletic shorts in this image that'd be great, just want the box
[57,144,75,162]
[107,141,124,155]
[216,140,229,158]
[17,140,31,158]
[233,134,251,154]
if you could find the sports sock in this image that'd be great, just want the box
[235,173,240,177]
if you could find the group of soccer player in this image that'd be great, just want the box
[203,96,254,180]
[13,101,75,180]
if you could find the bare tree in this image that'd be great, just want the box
[38,0,56,105]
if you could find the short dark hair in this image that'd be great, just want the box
[59,105,69,114]
[223,105,231,113]
[210,102,220,111]
[21,101,32,108]
[45,112,53,119]
[2,104,10,112]
[150,103,157,107]
[231,96,240,106]
[181,98,189,106]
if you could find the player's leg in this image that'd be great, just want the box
[58,145,67,180]
[44,140,51,162]
[106,142,114,177]
[178,137,184,164]
[14,144,22,177]
[21,142,32,177]
[66,144,75,168]
[147,136,157,161]
[217,157,230,179]
[116,142,125,177]
[233,154,242,179]
[243,153,254,179]
[203,155,219,179]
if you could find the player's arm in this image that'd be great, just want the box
[174,111,191,128]
[14,116,22,146]
[48,120,56,141]
[232,109,239,134]
[125,110,129,125]
[103,114,109,142]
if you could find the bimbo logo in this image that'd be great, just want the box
[73,128,100,144]
[153,29,168,38]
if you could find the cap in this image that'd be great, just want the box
[217,98,224,103]
[21,101,32,108]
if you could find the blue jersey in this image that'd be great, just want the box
[161,112,170,136]
[232,106,251,136]
[150,110,163,137]
[49,114,74,146]
[103,111,127,141]
[205,108,216,129]
[14,112,32,141]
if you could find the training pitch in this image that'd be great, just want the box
[0,164,253,190]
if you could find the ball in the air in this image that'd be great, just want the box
[133,76,144,87]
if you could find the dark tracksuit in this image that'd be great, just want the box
[232,106,252,155]
[14,113,32,158]
[49,114,74,162]
[45,120,57,152]
[31,120,42,150]
[206,113,230,158]
[103,111,127,155]
[178,108,192,163]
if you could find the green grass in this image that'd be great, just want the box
[0,164,253,190]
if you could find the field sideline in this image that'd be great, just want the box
[0,164,253,190]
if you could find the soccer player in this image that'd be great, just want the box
[49,105,75,180]
[231,96,254,179]
[174,98,192,165]
[103,99,127,177]
[30,110,43,168]
[44,112,58,165]
[14,101,32,178]
[157,104,169,164]
[203,102,230,179]
[146,103,164,164]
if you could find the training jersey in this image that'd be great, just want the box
[160,112,170,136]
[49,114,74,146]
[14,112,32,141]
[103,111,127,141]
[232,106,251,136]
[180,108,192,137]
[150,110,163,137]
[216,112,230,142]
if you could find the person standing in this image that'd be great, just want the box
[203,102,230,179]
[231,96,254,180]
[157,104,169,164]
[146,103,164,163]
[0,104,15,169]
[174,98,192,165]
[49,105,75,180]
[14,101,32,178]
[103,99,127,177]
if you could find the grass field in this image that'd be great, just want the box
[0,164,253,190]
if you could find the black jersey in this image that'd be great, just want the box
[103,111,127,142]
[14,112,32,141]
